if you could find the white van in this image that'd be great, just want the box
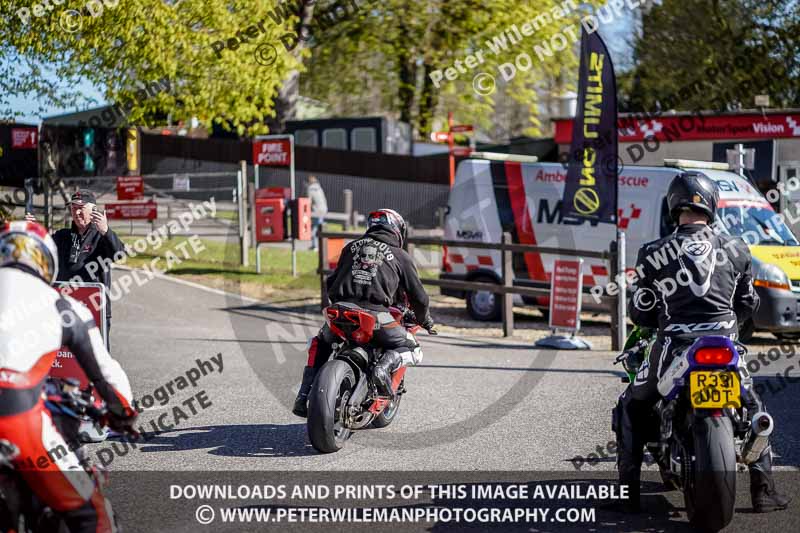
[440,154,800,340]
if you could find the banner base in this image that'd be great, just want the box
[534,334,592,350]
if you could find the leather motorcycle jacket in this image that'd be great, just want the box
[628,223,759,338]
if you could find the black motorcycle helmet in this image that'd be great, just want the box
[666,171,719,223]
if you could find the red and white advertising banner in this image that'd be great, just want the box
[51,283,107,388]
[548,259,584,332]
[253,138,292,166]
[11,128,38,149]
[105,201,157,220]
[116,175,144,200]
[554,112,800,144]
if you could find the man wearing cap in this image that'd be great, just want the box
[53,189,125,347]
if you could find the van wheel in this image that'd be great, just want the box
[466,277,501,321]
[738,319,754,343]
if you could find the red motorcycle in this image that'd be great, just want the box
[307,303,434,453]
[0,378,123,533]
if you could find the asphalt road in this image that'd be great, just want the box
[93,269,800,532]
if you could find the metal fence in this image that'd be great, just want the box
[38,172,241,238]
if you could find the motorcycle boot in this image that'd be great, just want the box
[292,366,316,418]
[613,391,647,513]
[750,449,791,513]
[373,350,402,397]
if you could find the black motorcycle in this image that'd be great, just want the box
[616,329,772,532]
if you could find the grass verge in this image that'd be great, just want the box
[120,236,320,301]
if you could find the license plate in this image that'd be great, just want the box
[689,371,741,408]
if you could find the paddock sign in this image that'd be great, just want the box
[549,259,584,332]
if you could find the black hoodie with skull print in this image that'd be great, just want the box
[326,226,430,322]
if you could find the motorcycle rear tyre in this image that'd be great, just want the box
[308,360,355,453]
[685,417,736,532]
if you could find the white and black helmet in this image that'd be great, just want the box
[368,209,407,247]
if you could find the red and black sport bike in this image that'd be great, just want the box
[0,378,129,533]
[307,303,435,453]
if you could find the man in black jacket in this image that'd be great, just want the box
[614,172,789,513]
[53,190,125,347]
[292,208,434,418]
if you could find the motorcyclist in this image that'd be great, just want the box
[0,220,137,532]
[292,208,434,418]
[614,172,789,514]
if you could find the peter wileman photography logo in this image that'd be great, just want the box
[16,0,121,34]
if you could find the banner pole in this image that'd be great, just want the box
[290,135,297,278]
[616,229,627,350]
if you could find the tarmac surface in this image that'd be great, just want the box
[89,268,800,531]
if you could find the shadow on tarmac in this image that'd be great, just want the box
[122,423,317,458]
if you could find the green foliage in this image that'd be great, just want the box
[300,0,604,139]
[1,0,609,140]
[0,1,307,134]
[620,0,799,112]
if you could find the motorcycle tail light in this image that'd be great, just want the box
[694,347,733,365]
[343,310,362,323]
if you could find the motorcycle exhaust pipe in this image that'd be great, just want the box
[741,412,773,464]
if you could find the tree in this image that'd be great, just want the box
[620,0,799,113]
[300,0,604,140]
[0,0,309,134]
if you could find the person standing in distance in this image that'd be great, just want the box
[306,175,328,250]
[53,190,125,348]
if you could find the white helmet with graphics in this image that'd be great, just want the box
[368,209,407,247]
[0,220,59,284]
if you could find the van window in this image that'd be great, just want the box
[718,206,800,246]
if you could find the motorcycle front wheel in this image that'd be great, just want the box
[685,416,736,532]
[307,360,355,453]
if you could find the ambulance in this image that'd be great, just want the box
[440,153,800,341]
